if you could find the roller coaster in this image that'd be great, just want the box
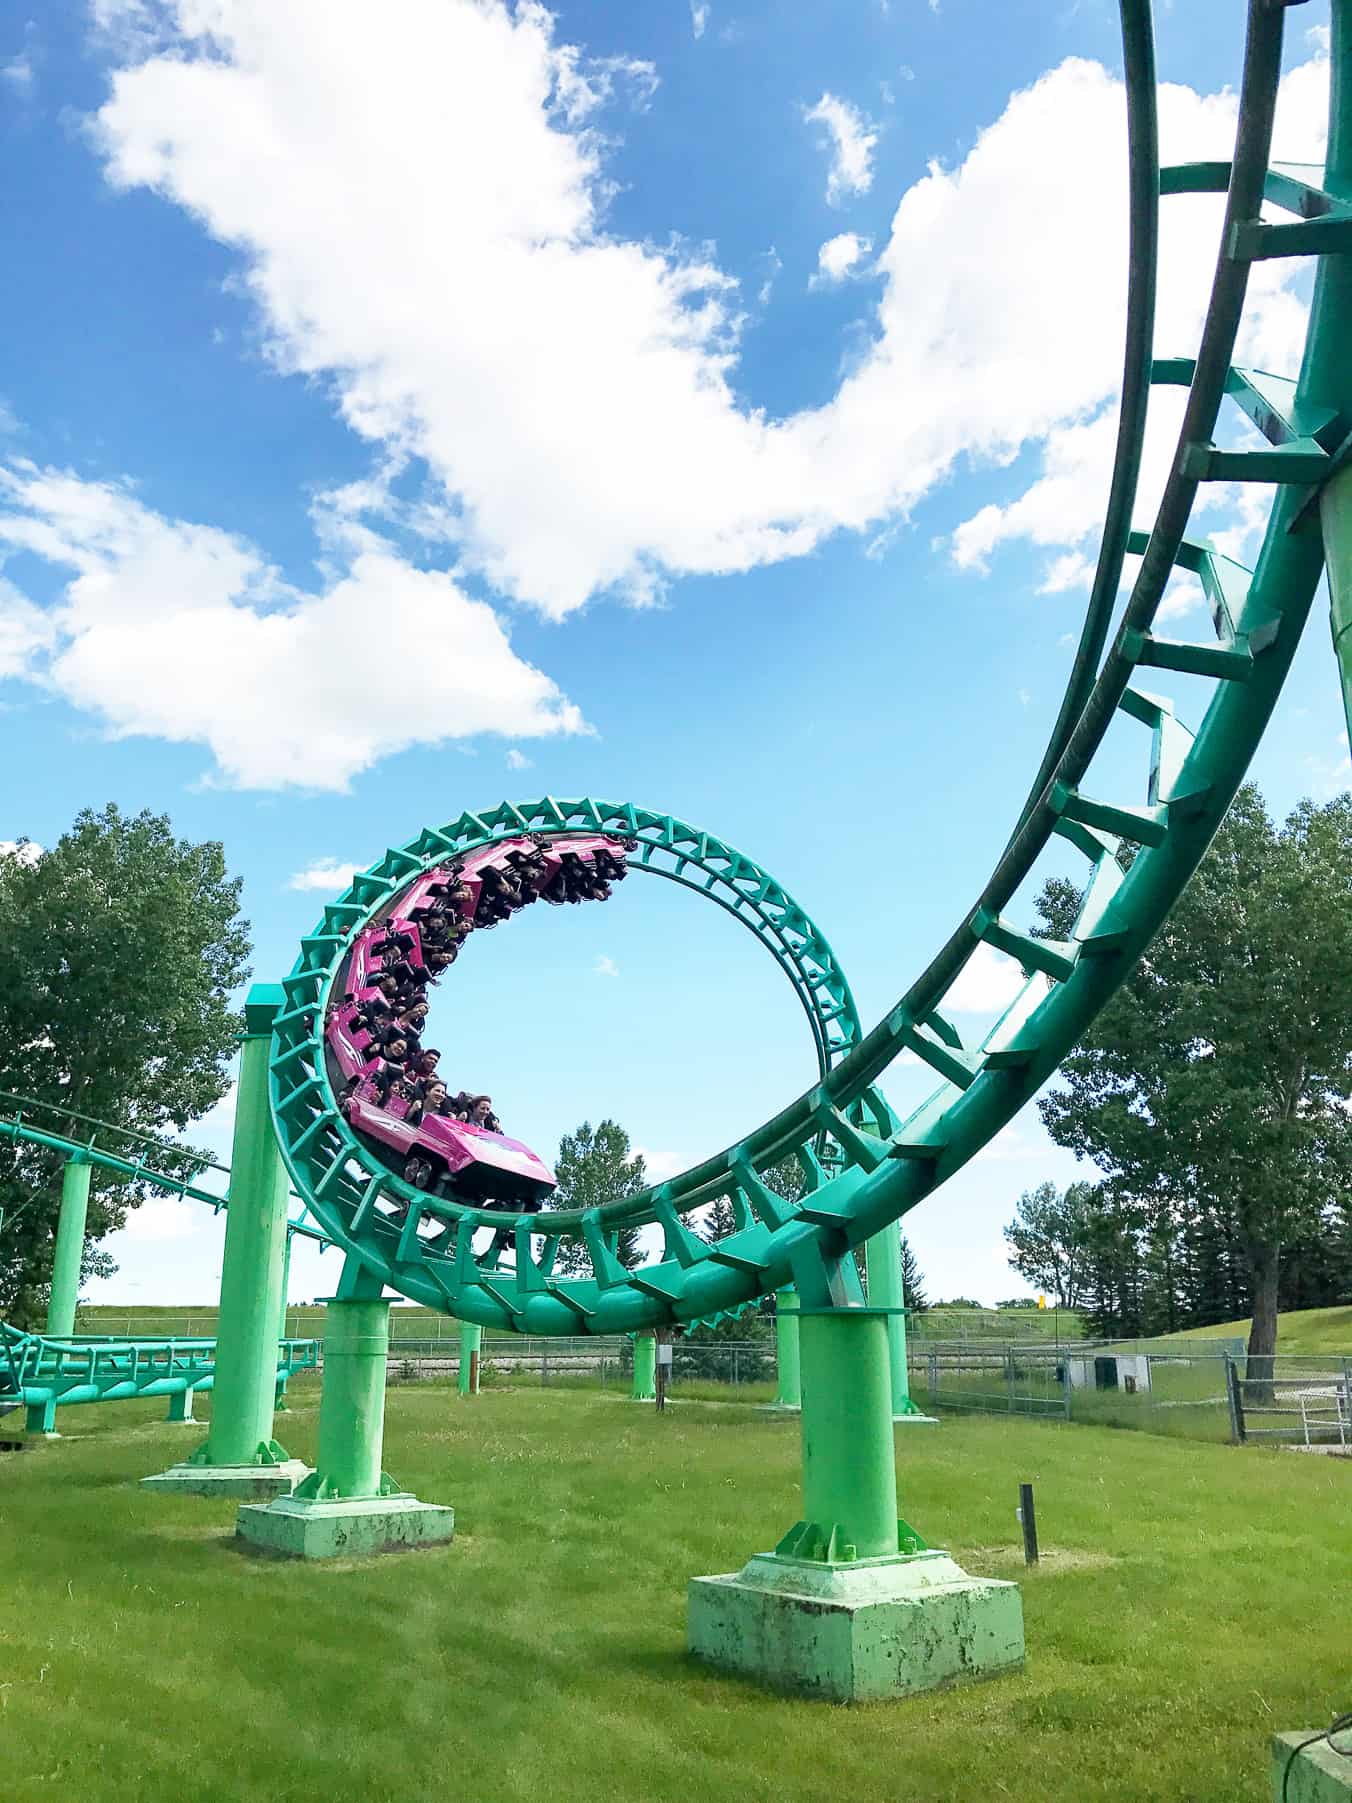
[0,1092,324,1434]
[8,0,1352,1706]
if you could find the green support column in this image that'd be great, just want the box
[25,1396,57,1437]
[45,1155,92,1339]
[863,1225,937,1425]
[760,1288,801,1412]
[142,986,309,1498]
[237,1262,455,1559]
[631,1328,656,1401]
[690,1294,1023,1702]
[274,1227,295,1412]
[457,1318,482,1396]
[166,1387,196,1424]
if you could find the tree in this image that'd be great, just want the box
[551,1119,647,1274]
[1035,786,1352,1375]
[900,1235,928,1312]
[0,806,250,1323]
[1003,1179,1097,1308]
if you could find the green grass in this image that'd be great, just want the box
[3,1384,1349,1802]
[1177,1306,1352,1357]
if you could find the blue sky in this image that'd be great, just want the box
[0,0,1341,1309]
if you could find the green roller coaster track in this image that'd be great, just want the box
[268,0,1352,1337]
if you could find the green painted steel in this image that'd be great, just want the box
[457,1318,481,1396]
[768,1289,801,1410]
[780,1310,899,1562]
[631,1330,657,1402]
[260,0,1352,1550]
[861,1225,916,1417]
[1322,10,1352,734]
[292,1297,396,1501]
[189,986,295,1468]
[44,1157,92,1338]
[1,1320,317,1421]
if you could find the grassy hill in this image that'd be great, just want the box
[1174,1305,1352,1356]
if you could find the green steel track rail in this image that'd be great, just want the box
[0,1319,318,1413]
[270,0,1352,1335]
[0,1090,330,1245]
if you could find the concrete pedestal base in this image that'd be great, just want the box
[689,1547,1024,1703]
[235,1491,455,1560]
[140,1458,312,1500]
[1273,1732,1352,1802]
[894,1412,940,1425]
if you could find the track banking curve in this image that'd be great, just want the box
[271,1,1352,1335]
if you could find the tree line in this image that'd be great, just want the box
[1006,786,1352,1367]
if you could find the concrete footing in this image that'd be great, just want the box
[688,1548,1024,1702]
[140,1458,312,1500]
[235,1491,455,1560]
[893,1412,940,1425]
[755,1403,801,1415]
[1273,1732,1352,1802]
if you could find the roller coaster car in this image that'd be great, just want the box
[343,1089,556,1203]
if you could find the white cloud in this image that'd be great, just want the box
[757,246,782,307]
[803,91,878,205]
[0,839,42,865]
[810,232,872,287]
[505,747,532,771]
[121,1193,198,1240]
[593,953,619,977]
[288,856,362,892]
[1,53,34,93]
[0,461,586,789]
[638,1145,686,1183]
[690,2,709,39]
[946,941,1025,1014]
[86,9,1326,629]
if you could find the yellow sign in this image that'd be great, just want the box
[1037,1294,1047,1309]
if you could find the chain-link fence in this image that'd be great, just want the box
[910,1340,1352,1449]
[384,1335,778,1400]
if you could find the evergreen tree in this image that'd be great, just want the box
[899,1235,928,1313]
[1034,786,1352,1372]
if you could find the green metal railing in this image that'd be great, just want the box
[266,1,1352,1338]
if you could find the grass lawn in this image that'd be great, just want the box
[2,1383,1348,1803]
[1179,1306,1352,1358]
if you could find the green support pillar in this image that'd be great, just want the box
[689,1288,1024,1702]
[142,986,309,1498]
[631,1329,656,1401]
[25,1396,57,1437]
[166,1387,196,1424]
[457,1318,482,1396]
[274,1227,295,1412]
[759,1288,801,1412]
[45,1155,92,1340]
[863,1225,937,1424]
[237,1262,455,1559]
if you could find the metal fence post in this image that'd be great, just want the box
[1225,1353,1246,1445]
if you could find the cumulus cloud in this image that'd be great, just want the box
[0,461,586,790]
[803,91,879,204]
[946,942,1025,1014]
[2,53,34,92]
[0,839,42,865]
[810,231,872,286]
[288,857,362,892]
[85,7,1325,630]
[505,747,533,770]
